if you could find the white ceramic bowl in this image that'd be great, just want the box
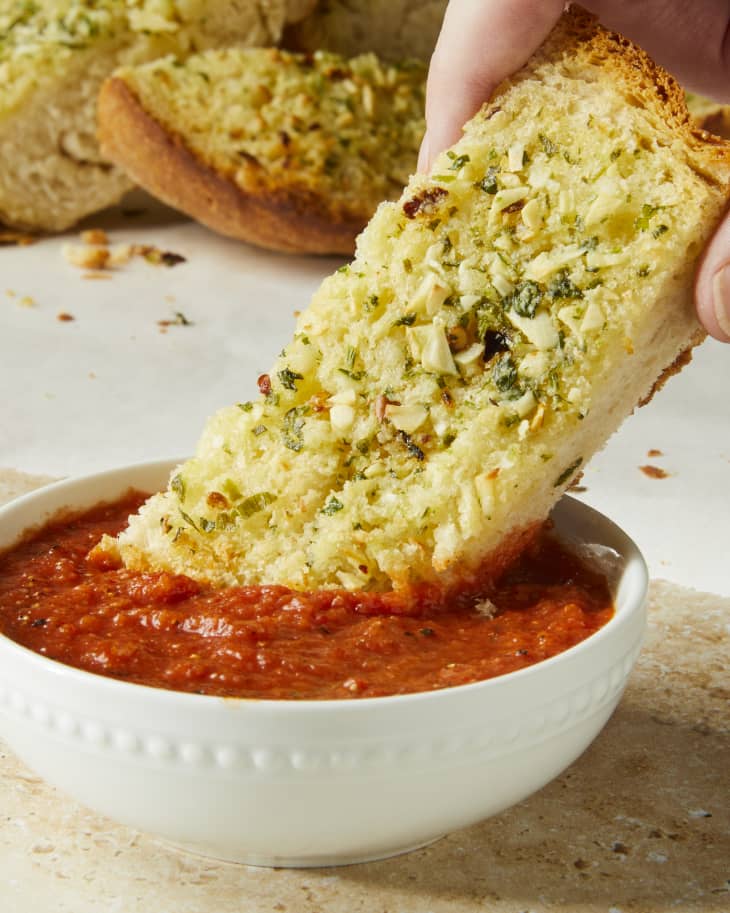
[0,460,647,867]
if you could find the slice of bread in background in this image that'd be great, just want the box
[284,0,447,62]
[686,92,730,140]
[105,7,730,597]
[0,0,316,233]
[98,48,426,254]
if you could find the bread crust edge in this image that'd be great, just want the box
[97,76,365,255]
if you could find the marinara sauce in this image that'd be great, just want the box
[0,493,613,699]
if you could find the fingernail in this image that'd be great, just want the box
[711,266,730,338]
[417,132,430,173]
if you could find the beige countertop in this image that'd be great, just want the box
[0,474,728,913]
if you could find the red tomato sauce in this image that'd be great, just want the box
[0,493,613,699]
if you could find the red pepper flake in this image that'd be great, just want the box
[57,312,75,322]
[640,465,669,479]
[402,187,448,219]
[257,374,272,396]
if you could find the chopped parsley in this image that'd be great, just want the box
[478,166,500,195]
[508,280,544,318]
[492,353,518,392]
[277,367,304,391]
[238,491,277,518]
[547,271,583,300]
[394,312,417,326]
[554,458,583,487]
[321,496,344,515]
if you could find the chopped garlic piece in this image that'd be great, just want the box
[474,473,496,515]
[510,389,537,418]
[328,388,356,406]
[407,325,458,375]
[557,305,583,334]
[454,343,485,366]
[525,245,583,281]
[507,142,525,172]
[580,301,604,333]
[459,293,481,309]
[491,273,515,297]
[586,249,627,269]
[585,186,623,227]
[384,404,428,433]
[411,272,450,315]
[492,186,529,213]
[507,310,559,349]
[521,198,543,230]
[329,404,355,432]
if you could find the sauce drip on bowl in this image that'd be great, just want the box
[0,493,613,699]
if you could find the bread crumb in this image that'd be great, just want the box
[640,465,669,479]
[80,228,109,246]
[18,295,35,308]
[57,312,75,322]
[63,243,110,270]
[157,311,194,328]
[647,448,663,457]
[108,244,135,267]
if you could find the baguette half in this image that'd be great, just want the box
[104,7,730,597]
[98,48,426,254]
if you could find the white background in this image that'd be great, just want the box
[2,195,729,595]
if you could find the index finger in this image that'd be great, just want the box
[419,0,564,171]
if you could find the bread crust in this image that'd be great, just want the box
[525,6,730,180]
[98,77,365,255]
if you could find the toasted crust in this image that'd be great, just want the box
[98,76,366,255]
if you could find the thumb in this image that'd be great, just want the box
[419,0,564,172]
[695,212,730,342]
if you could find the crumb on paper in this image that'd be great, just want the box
[640,465,669,479]
[0,230,36,246]
[62,243,110,270]
[63,232,187,273]
[157,311,194,329]
[88,372,96,380]
[6,289,15,297]
[647,448,664,458]
[82,272,113,280]
[18,295,35,308]
[57,311,75,322]
[80,228,109,246]
[164,294,176,303]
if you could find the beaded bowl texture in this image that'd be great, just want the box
[0,459,647,867]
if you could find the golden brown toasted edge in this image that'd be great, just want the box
[518,5,730,186]
[637,330,705,408]
[97,77,365,255]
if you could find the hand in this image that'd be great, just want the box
[420,0,730,342]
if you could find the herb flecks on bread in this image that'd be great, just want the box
[0,0,313,232]
[106,8,730,594]
[99,48,426,254]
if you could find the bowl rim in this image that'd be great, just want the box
[0,458,649,714]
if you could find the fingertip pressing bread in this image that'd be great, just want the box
[98,48,426,254]
[0,0,316,233]
[104,7,730,596]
